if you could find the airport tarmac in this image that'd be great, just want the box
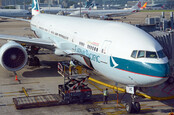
[0,12,174,115]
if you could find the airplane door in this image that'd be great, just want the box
[83,56,94,69]
[100,40,112,64]
[101,40,112,54]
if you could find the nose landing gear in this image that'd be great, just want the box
[125,96,141,113]
[125,86,141,113]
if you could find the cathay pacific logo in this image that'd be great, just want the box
[32,0,39,11]
[75,45,100,63]
[110,56,118,68]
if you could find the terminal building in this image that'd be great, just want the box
[1,0,15,6]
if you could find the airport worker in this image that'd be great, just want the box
[70,60,75,67]
[103,88,109,104]
[69,60,75,75]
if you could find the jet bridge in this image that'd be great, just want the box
[150,31,174,80]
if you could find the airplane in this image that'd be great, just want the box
[40,7,77,15]
[40,1,95,15]
[146,4,165,10]
[140,2,147,10]
[0,9,31,18]
[0,0,170,113]
[70,0,145,19]
[146,0,165,10]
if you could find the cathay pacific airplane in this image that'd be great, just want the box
[40,7,77,15]
[0,9,31,18]
[70,0,144,19]
[0,0,169,113]
[40,1,95,15]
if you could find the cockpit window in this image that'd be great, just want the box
[146,51,157,58]
[131,50,137,58]
[157,50,166,58]
[137,51,145,58]
[131,50,166,59]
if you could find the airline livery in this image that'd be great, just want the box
[0,0,169,113]
[140,2,147,10]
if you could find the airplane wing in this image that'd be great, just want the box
[0,16,30,22]
[0,34,56,50]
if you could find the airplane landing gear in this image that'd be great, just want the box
[125,96,141,113]
[83,14,90,19]
[28,56,40,66]
[26,46,40,67]
[125,86,141,114]
[27,49,40,67]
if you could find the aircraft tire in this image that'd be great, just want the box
[34,57,40,67]
[125,102,134,113]
[28,56,40,66]
[133,102,141,113]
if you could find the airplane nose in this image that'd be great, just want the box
[158,63,170,77]
[141,62,170,86]
[148,63,170,78]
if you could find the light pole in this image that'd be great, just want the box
[80,0,81,17]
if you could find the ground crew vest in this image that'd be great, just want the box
[103,90,108,96]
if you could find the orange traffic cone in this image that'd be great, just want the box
[15,75,18,81]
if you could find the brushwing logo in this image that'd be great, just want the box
[32,0,39,11]
[110,56,118,68]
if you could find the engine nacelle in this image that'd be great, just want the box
[0,41,28,71]
[100,15,109,20]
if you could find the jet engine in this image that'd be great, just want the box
[100,15,109,20]
[0,41,28,71]
[100,16,113,20]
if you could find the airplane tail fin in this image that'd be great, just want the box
[32,0,40,16]
[161,4,165,9]
[140,2,147,9]
[87,1,95,10]
[131,0,144,10]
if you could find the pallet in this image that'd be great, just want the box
[13,94,62,110]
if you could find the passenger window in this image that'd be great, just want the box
[131,50,137,58]
[137,51,145,58]
[146,51,157,58]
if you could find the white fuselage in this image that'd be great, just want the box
[30,14,169,87]
[0,9,31,17]
[70,8,136,18]
[40,7,77,14]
